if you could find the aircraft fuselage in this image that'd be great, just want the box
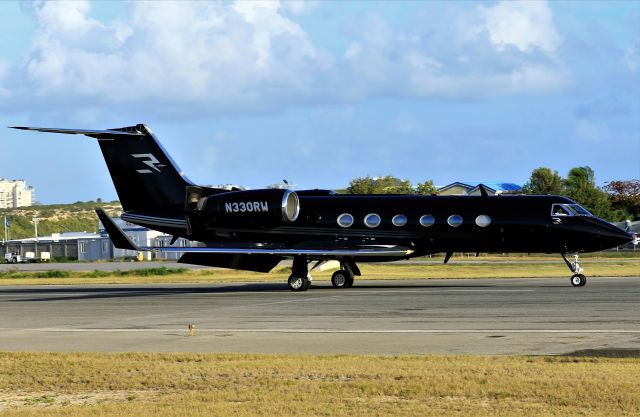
[131,193,630,259]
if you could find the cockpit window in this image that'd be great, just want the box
[567,204,593,216]
[551,204,571,216]
[550,203,593,217]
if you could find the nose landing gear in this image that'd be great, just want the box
[562,253,587,287]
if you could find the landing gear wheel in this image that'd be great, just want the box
[288,275,310,292]
[331,270,350,288]
[571,273,587,287]
[346,276,355,288]
[562,254,587,287]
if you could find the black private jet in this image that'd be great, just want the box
[12,124,632,291]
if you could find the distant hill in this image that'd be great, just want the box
[2,201,122,240]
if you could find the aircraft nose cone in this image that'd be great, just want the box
[600,223,633,249]
[615,230,634,247]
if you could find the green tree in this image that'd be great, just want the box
[416,180,437,195]
[522,167,565,195]
[604,180,640,220]
[347,176,375,194]
[347,176,414,194]
[374,176,414,194]
[565,166,618,220]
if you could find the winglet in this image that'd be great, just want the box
[478,184,489,197]
[95,208,139,251]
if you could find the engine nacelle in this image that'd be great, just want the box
[194,189,300,227]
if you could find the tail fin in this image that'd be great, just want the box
[11,124,192,213]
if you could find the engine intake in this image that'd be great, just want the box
[194,189,300,226]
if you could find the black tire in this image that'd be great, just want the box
[571,273,586,287]
[346,276,355,288]
[331,270,349,288]
[288,274,309,292]
[11,258,17,264]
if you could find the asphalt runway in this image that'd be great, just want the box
[1,277,639,355]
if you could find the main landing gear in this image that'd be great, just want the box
[331,261,360,289]
[287,256,311,292]
[288,274,311,291]
[287,257,361,291]
[562,253,587,287]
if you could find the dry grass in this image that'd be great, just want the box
[0,352,639,416]
[0,259,638,286]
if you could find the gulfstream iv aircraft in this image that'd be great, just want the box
[12,124,632,291]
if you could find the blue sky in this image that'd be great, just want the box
[0,0,638,204]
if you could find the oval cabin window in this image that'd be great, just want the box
[337,213,354,228]
[392,214,408,227]
[364,213,381,228]
[447,214,463,227]
[475,214,491,227]
[419,214,435,227]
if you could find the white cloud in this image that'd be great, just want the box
[2,0,568,118]
[341,1,567,100]
[20,0,328,111]
[478,1,560,54]
[279,0,318,16]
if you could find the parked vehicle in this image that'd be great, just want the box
[22,251,52,263]
[4,252,22,263]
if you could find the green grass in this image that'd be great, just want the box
[0,267,189,280]
[0,260,638,286]
[1,352,639,416]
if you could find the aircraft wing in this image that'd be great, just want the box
[96,209,414,258]
[137,245,413,257]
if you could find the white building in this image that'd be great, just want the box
[0,179,35,208]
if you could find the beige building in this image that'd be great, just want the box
[0,179,35,208]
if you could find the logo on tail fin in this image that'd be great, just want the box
[131,153,166,174]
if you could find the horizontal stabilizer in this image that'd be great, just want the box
[10,126,143,138]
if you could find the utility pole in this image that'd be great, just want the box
[32,217,40,255]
